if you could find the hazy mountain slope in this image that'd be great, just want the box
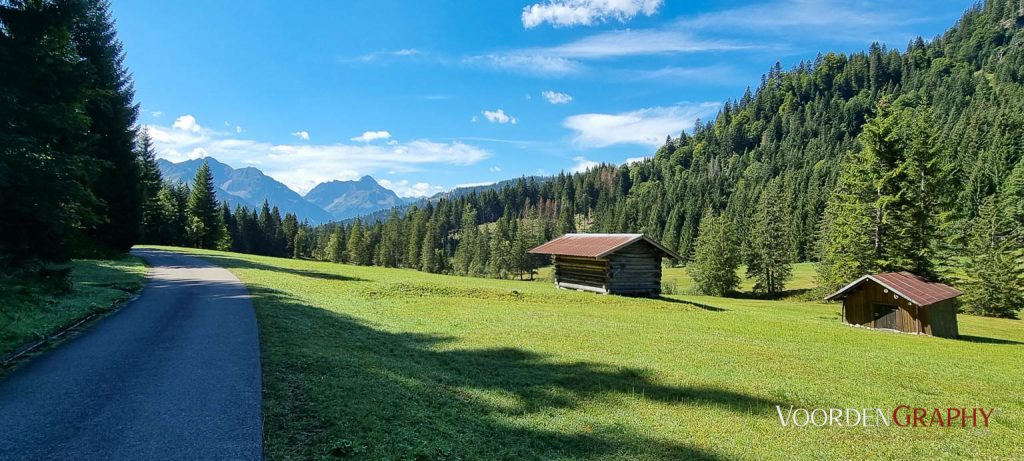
[157,158,333,223]
[305,176,405,220]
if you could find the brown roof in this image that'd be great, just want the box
[825,271,962,306]
[528,233,681,259]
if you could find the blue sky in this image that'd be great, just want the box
[113,0,973,197]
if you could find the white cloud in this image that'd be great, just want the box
[464,54,584,76]
[542,90,573,104]
[235,126,244,133]
[455,181,497,188]
[151,111,162,118]
[489,166,502,172]
[564,102,720,148]
[358,48,422,62]
[471,29,744,77]
[539,29,748,59]
[624,156,650,164]
[482,109,518,125]
[471,115,479,123]
[679,0,908,32]
[570,156,600,173]
[350,130,392,143]
[146,116,491,194]
[172,115,201,132]
[522,0,663,28]
[291,131,310,141]
[525,94,532,100]
[187,147,209,160]
[378,179,443,198]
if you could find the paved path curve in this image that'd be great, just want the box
[0,249,262,460]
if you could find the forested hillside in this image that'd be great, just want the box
[262,0,1021,316]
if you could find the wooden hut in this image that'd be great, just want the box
[529,233,680,296]
[825,272,962,338]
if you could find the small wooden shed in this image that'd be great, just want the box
[825,272,962,338]
[529,233,680,296]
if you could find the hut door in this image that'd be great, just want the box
[873,304,898,329]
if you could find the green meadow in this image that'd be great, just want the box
[0,255,147,359]
[153,246,1022,460]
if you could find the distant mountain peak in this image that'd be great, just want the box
[157,157,332,224]
[305,175,402,220]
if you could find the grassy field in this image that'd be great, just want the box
[0,255,148,359]
[538,262,819,298]
[151,246,1023,460]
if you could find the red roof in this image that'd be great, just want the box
[825,271,962,306]
[528,233,681,259]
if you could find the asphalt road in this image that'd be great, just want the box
[0,249,262,460]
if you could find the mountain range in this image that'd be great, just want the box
[157,157,413,224]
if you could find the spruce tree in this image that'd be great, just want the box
[137,130,164,243]
[818,150,876,292]
[689,210,740,296]
[347,219,365,265]
[186,161,224,249]
[0,0,98,264]
[960,196,1023,318]
[746,178,792,295]
[76,0,143,253]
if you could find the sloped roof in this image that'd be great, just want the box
[825,271,962,306]
[528,233,681,260]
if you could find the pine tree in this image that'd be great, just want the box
[137,130,164,243]
[281,213,299,256]
[347,219,365,265]
[186,161,224,249]
[746,178,792,295]
[818,150,876,291]
[0,0,99,264]
[689,210,740,296]
[452,205,477,275]
[76,0,143,253]
[960,196,1023,318]
[325,227,345,263]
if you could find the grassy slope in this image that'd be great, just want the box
[0,255,148,358]
[151,247,1023,460]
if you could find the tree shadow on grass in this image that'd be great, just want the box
[197,254,368,283]
[727,288,812,300]
[958,335,1024,345]
[250,285,785,460]
[654,296,728,311]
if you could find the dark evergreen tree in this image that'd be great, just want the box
[75,0,142,253]
[689,210,740,296]
[960,196,1023,318]
[186,161,225,249]
[746,178,792,295]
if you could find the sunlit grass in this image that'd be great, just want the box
[150,246,1024,460]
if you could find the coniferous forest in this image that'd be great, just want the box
[3,1,1024,318]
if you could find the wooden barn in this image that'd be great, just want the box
[825,272,962,338]
[529,233,680,296]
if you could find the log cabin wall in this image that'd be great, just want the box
[553,255,610,294]
[841,280,922,333]
[922,300,959,338]
[606,241,662,296]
